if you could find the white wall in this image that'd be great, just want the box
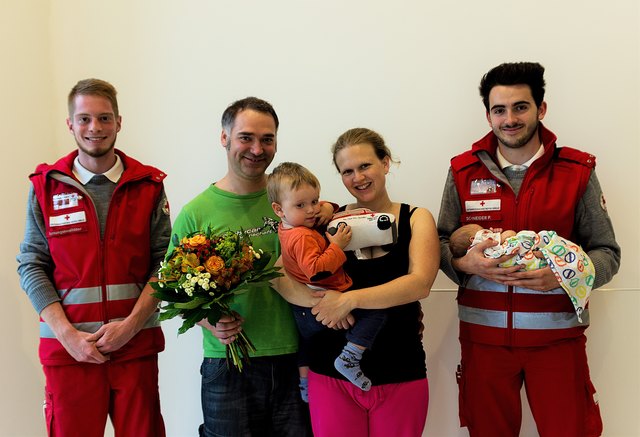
[2,1,638,436]
[0,2,55,436]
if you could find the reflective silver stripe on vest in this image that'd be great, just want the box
[39,313,161,339]
[110,312,161,329]
[57,283,143,304]
[459,305,589,330]
[107,283,144,301]
[57,286,102,304]
[465,275,565,295]
[459,305,508,328]
[513,287,566,295]
[465,275,507,292]
[40,321,103,338]
[513,309,589,329]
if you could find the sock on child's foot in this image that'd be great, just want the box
[299,376,309,403]
[334,343,371,391]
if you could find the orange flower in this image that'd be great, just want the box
[182,234,208,249]
[204,256,225,275]
[181,253,201,272]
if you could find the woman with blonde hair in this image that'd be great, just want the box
[306,128,440,437]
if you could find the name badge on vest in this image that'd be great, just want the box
[49,211,87,227]
[465,199,501,212]
[470,179,498,195]
[52,192,81,210]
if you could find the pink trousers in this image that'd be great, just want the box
[308,371,429,437]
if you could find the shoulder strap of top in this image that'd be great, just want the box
[398,203,412,242]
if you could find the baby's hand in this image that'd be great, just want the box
[326,223,352,250]
[316,202,335,226]
[533,249,545,259]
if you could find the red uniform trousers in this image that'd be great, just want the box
[458,335,602,437]
[43,354,165,437]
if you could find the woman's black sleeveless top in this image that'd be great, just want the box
[308,203,427,385]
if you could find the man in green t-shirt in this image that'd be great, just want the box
[170,97,312,437]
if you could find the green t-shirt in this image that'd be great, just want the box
[169,184,298,358]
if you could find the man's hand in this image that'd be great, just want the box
[58,328,109,364]
[197,312,244,345]
[503,267,560,291]
[40,302,109,363]
[87,281,162,354]
[452,238,521,282]
[88,320,136,354]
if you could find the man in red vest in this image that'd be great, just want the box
[17,78,170,436]
[437,62,620,436]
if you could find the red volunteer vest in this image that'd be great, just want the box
[451,125,595,346]
[30,149,165,365]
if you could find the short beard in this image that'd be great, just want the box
[496,121,539,149]
[77,139,116,158]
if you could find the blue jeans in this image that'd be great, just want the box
[292,305,386,348]
[199,354,312,437]
[292,304,387,366]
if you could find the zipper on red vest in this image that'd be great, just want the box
[85,191,109,325]
[100,238,109,324]
[99,182,122,324]
[507,284,514,346]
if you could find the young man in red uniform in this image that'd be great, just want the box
[437,62,620,436]
[17,78,170,436]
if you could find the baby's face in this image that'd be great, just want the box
[275,184,321,228]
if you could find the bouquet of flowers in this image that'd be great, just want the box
[151,228,282,371]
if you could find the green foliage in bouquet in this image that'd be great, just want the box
[151,228,282,371]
